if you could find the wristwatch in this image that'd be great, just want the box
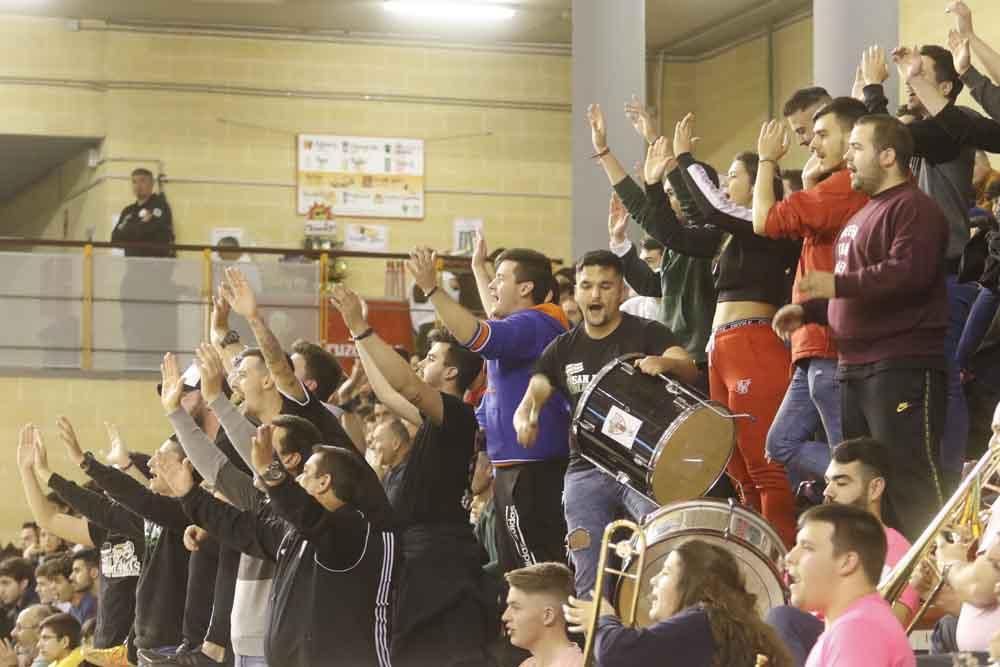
[220,330,241,347]
[259,460,288,485]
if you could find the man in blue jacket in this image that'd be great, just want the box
[407,246,570,574]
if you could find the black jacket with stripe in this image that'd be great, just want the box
[180,478,396,667]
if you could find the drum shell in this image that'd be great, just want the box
[572,354,735,504]
[616,499,788,627]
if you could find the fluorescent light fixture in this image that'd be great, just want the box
[384,1,516,21]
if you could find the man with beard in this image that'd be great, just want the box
[775,115,949,542]
[514,250,695,597]
[751,97,869,496]
[330,285,492,666]
[765,438,920,666]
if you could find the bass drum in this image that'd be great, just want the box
[573,354,735,505]
[616,499,787,627]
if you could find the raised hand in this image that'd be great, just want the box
[194,343,225,404]
[250,424,277,476]
[861,45,889,86]
[329,285,369,336]
[220,266,259,319]
[471,231,489,268]
[159,352,185,413]
[33,429,52,481]
[404,247,439,294]
[587,103,608,153]
[757,120,790,162]
[673,113,698,157]
[948,29,971,76]
[624,94,657,144]
[56,416,86,467]
[209,293,232,348]
[643,136,676,185]
[946,1,973,36]
[608,193,628,244]
[891,45,923,80]
[16,424,36,472]
[104,422,131,469]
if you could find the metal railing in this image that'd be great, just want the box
[0,238,492,373]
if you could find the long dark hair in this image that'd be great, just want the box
[672,540,793,667]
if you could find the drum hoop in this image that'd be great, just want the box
[571,352,644,426]
[644,400,734,498]
[643,526,786,586]
[643,499,786,556]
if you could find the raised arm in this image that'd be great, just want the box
[588,103,630,187]
[32,427,144,541]
[753,121,790,236]
[608,193,664,297]
[220,266,304,401]
[673,114,760,237]
[102,423,150,486]
[191,344,259,470]
[471,232,499,318]
[16,425,94,548]
[613,144,721,259]
[209,294,247,374]
[331,285,438,425]
[949,1,1000,86]
[162,351,228,484]
[403,247,482,345]
[57,416,191,531]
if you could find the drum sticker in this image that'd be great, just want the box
[602,405,642,450]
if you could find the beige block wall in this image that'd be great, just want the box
[0,15,573,293]
[0,14,573,539]
[657,17,815,175]
[0,375,167,545]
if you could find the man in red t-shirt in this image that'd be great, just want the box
[751,97,870,496]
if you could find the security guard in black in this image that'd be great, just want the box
[111,168,175,257]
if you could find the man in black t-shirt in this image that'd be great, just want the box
[514,250,697,597]
[221,267,352,448]
[330,285,493,667]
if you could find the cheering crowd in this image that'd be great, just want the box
[11,1,1000,665]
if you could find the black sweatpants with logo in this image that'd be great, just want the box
[840,366,946,542]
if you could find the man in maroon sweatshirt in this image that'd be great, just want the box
[774,114,949,542]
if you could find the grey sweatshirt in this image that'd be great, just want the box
[169,401,274,659]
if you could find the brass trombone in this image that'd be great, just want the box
[880,434,1000,633]
[582,519,647,666]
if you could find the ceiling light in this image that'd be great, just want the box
[383,1,516,21]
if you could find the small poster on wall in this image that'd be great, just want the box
[297,134,424,219]
[344,224,389,252]
[453,218,483,254]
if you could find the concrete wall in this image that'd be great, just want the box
[0,16,573,294]
[657,18,814,175]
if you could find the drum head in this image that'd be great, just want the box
[616,529,787,627]
[648,405,735,504]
